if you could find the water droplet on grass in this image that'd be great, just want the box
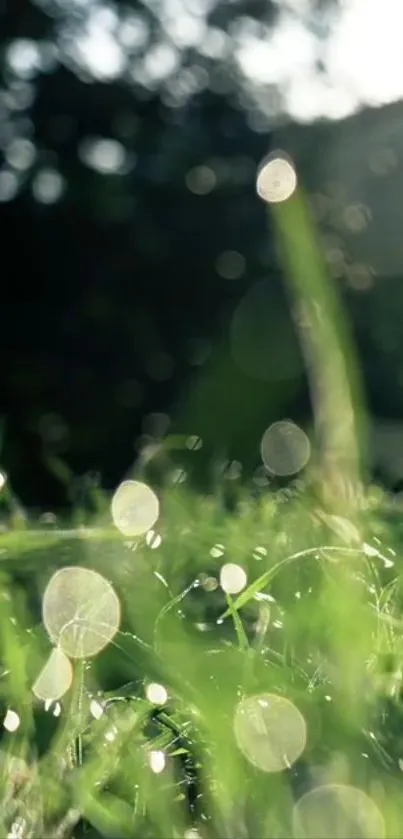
[146,530,162,549]
[146,683,168,705]
[210,544,225,558]
[3,709,20,732]
[149,749,166,774]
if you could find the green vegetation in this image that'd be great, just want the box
[1,175,403,839]
[1,480,403,838]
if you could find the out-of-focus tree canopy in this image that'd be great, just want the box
[3,0,403,507]
[0,0,339,503]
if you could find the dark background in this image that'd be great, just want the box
[1,0,403,512]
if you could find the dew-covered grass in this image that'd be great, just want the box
[1,480,403,839]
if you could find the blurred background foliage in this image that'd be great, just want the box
[4,5,403,837]
[2,0,403,511]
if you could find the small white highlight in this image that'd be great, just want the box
[3,709,20,733]
[146,683,168,705]
[256,156,297,204]
[210,544,225,559]
[90,699,104,720]
[146,530,162,549]
[79,137,126,174]
[363,542,378,557]
[220,563,247,595]
[186,435,203,451]
[105,726,118,742]
[149,749,166,774]
[8,816,26,839]
[0,471,6,491]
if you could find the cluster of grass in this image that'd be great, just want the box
[1,476,403,838]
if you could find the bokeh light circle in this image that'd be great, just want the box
[257,156,297,204]
[32,647,73,701]
[293,784,385,839]
[42,566,121,658]
[260,421,310,476]
[146,683,168,705]
[220,563,247,595]
[234,693,306,773]
[111,479,159,536]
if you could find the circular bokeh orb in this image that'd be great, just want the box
[261,420,310,476]
[256,155,297,204]
[220,563,247,595]
[42,566,121,659]
[293,784,385,839]
[33,647,73,701]
[234,693,306,773]
[111,480,159,536]
[146,683,168,705]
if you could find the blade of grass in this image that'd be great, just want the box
[219,544,368,620]
[269,177,368,513]
[223,592,249,653]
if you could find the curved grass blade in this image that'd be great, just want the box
[270,177,368,513]
[219,544,367,621]
[223,593,249,653]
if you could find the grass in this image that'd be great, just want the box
[1,163,403,838]
[1,480,403,838]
